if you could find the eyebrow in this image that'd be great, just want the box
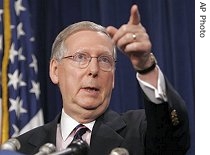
[70,49,114,56]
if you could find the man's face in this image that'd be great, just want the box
[50,30,115,123]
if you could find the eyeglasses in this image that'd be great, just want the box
[62,52,116,72]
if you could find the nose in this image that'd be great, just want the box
[87,58,99,77]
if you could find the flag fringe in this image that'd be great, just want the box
[1,0,11,144]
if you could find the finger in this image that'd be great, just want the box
[124,41,152,54]
[116,32,136,48]
[128,4,141,25]
[106,26,118,38]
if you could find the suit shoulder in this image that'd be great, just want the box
[104,109,146,127]
[16,120,53,144]
[121,109,146,121]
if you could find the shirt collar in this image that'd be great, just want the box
[60,109,95,140]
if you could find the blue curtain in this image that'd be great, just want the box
[29,0,194,154]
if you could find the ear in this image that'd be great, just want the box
[49,59,59,84]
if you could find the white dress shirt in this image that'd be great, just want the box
[137,66,168,103]
[56,109,95,151]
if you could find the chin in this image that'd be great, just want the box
[81,103,101,110]
[79,99,100,108]
[81,107,107,121]
[81,102,107,113]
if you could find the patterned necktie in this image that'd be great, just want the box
[72,124,88,142]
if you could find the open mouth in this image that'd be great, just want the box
[83,87,99,92]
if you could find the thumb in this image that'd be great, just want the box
[128,4,140,25]
[106,26,118,38]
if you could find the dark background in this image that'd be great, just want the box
[29,0,195,154]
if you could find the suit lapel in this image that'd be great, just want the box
[23,111,126,155]
[89,109,126,155]
[27,114,60,152]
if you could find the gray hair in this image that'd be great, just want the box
[51,21,117,60]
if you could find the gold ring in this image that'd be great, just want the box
[132,33,136,40]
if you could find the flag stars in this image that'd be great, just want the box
[9,43,19,63]
[10,43,26,63]
[18,47,26,61]
[8,70,26,90]
[30,81,41,100]
[17,22,25,38]
[14,0,26,16]
[9,97,27,118]
[29,54,38,73]
[30,37,35,42]
[4,0,43,137]
[11,124,20,137]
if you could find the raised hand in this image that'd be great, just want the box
[106,4,152,70]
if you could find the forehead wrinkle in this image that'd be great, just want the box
[66,45,113,56]
[65,30,115,57]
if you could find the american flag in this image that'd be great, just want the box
[0,0,43,143]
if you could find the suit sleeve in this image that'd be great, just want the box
[143,77,190,155]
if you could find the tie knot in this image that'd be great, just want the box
[73,124,88,140]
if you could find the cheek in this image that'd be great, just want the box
[102,74,114,92]
[58,68,80,94]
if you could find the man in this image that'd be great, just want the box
[16,4,190,155]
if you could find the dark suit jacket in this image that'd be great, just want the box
[17,79,190,155]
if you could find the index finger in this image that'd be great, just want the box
[128,4,141,25]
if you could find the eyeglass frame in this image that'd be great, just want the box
[61,52,117,72]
